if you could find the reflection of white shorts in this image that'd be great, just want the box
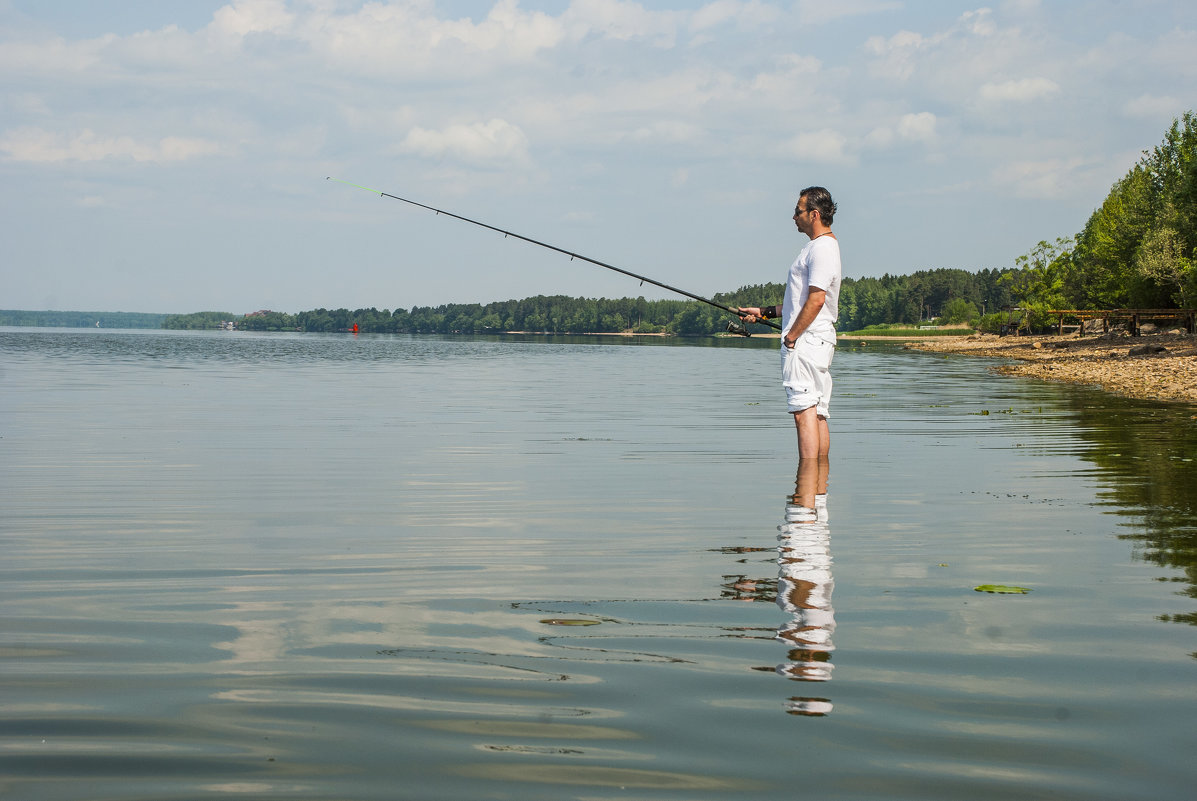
[781,330,835,416]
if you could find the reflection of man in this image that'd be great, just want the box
[738,187,841,459]
[775,458,835,716]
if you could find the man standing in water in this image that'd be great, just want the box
[739,187,841,459]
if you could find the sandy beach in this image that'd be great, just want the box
[908,331,1197,406]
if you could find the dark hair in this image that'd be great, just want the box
[799,186,836,225]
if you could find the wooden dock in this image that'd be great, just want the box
[1047,308,1196,336]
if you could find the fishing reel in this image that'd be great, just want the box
[726,319,753,337]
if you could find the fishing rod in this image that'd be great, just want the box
[327,177,780,334]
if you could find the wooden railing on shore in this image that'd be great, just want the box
[1047,309,1196,336]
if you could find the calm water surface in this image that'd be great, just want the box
[1,328,1194,800]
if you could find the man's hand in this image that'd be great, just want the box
[737,306,762,324]
[784,289,826,349]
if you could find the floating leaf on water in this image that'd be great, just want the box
[973,584,1031,594]
[540,618,601,626]
[711,546,771,554]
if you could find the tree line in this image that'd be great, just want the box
[0,310,166,328]
[162,270,1015,336]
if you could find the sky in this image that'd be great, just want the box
[1,1,1195,315]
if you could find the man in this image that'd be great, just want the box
[739,187,841,459]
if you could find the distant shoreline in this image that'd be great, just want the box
[0,323,981,342]
[503,330,672,337]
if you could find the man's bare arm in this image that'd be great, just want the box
[784,288,827,347]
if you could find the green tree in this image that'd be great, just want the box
[1002,237,1073,330]
[668,305,704,335]
[162,311,232,329]
[836,282,858,329]
[1069,111,1197,309]
[1134,223,1195,307]
[1070,166,1155,307]
[852,278,892,328]
[477,312,504,331]
[940,297,980,325]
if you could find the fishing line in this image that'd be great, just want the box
[327,177,780,333]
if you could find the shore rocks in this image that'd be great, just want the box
[910,333,1197,405]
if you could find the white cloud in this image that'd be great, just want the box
[209,0,295,38]
[959,8,997,37]
[1001,0,1042,14]
[863,112,937,149]
[1123,94,1183,119]
[864,29,931,81]
[397,119,530,166]
[517,63,762,150]
[7,93,52,116]
[796,0,903,26]
[0,36,106,77]
[864,126,895,148]
[780,129,854,165]
[562,0,680,45]
[247,0,569,79]
[978,77,1060,103]
[991,156,1089,199]
[1147,27,1197,80]
[690,0,744,31]
[626,121,703,144]
[0,127,221,164]
[897,111,937,142]
[750,53,823,95]
[690,1,781,32]
[157,136,224,161]
[865,8,1001,83]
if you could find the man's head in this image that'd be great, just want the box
[793,187,836,239]
[796,186,836,226]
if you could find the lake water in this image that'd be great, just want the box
[1,328,1194,800]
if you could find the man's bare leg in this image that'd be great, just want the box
[794,407,830,460]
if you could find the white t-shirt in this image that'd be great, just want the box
[781,235,841,337]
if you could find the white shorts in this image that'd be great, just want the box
[781,330,835,417]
